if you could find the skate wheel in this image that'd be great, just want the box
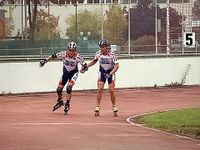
[64,110,68,115]
[52,102,64,112]
[113,112,118,117]
[52,106,57,112]
[95,111,100,116]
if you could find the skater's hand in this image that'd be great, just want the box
[39,59,48,67]
[80,63,88,73]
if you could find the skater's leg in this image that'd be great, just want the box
[64,81,74,114]
[108,82,116,106]
[109,82,118,116]
[64,100,70,115]
[66,85,72,101]
[57,76,67,101]
[52,86,64,112]
[65,72,78,103]
[52,79,65,112]
[96,80,104,106]
[66,80,74,102]
[57,86,63,100]
[94,81,104,116]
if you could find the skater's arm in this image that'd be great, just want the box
[87,59,98,68]
[46,55,54,61]
[110,63,119,75]
[47,51,60,61]
[87,50,100,68]
[39,52,57,67]
[110,51,119,75]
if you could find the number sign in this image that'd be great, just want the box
[183,32,196,48]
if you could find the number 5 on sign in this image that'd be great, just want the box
[183,32,196,48]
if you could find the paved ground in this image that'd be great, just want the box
[0,86,200,150]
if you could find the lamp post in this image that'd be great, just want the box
[128,0,131,54]
[181,0,184,54]
[155,0,158,54]
[21,0,23,39]
[166,0,170,54]
[101,0,104,39]
[74,2,78,43]
[47,0,50,40]
[24,0,27,39]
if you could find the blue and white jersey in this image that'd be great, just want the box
[56,51,85,72]
[94,50,118,72]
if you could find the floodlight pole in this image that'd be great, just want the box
[101,0,104,39]
[21,0,24,39]
[155,0,158,54]
[24,0,27,39]
[47,0,50,40]
[128,0,131,54]
[166,0,170,54]
[181,0,184,54]
[74,2,78,43]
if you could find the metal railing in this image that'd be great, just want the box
[0,44,200,62]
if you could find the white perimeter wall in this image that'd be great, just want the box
[1,57,200,94]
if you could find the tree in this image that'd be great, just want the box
[65,10,102,42]
[104,3,127,46]
[0,0,15,38]
[35,9,60,40]
[0,0,41,42]
[193,0,200,43]
[130,0,155,41]
[1,0,86,42]
[134,35,155,45]
[193,0,200,19]
[158,7,183,44]
[28,0,86,43]
[27,0,42,43]
[5,17,14,38]
[130,0,183,45]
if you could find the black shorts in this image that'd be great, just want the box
[59,67,78,86]
[98,66,115,84]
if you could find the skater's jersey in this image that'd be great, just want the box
[56,51,85,72]
[94,50,118,71]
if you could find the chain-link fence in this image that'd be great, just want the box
[0,0,200,59]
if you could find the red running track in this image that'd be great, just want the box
[0,86,200,150]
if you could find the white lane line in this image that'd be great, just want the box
[9,122,130,126]
[96,133,152,137]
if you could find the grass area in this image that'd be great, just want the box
[135,108,200,139]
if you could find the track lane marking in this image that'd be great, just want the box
[8,122,131,126]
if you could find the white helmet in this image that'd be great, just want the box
[67,42,77,50]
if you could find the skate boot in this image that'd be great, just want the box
[52,99,64,112]
[112,105,118,117]
[94,106,100,116]
[64,101,70,115]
